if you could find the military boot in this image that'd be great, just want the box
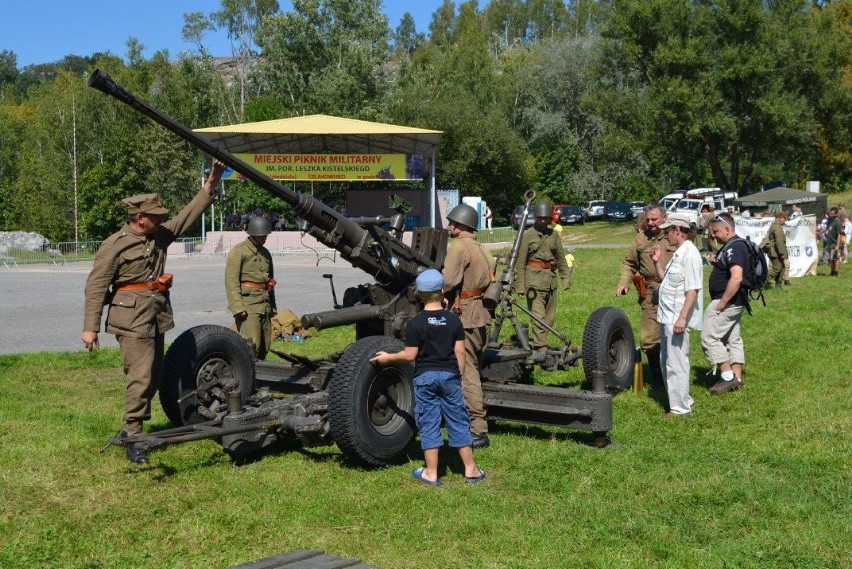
[645,348,665,391]
[120,430,148,464]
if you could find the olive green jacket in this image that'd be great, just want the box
[225,238,277,316]
[761,222,788,259]
[514,227,570,291]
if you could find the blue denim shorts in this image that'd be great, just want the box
[413,370,472,450]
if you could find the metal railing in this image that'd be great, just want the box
[0,227,520,267]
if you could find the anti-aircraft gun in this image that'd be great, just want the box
[88,70,635,467]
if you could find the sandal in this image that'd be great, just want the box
[412,467,442,486]
[465,469,487,484]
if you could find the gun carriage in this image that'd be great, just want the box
[89,70,635,466]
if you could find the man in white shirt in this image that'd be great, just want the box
[651,212,704,417]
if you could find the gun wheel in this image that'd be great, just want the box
[581,307,635,392]
[328,336,416,467]
[160,325,256,426]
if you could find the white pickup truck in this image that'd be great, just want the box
[668,190,739,225]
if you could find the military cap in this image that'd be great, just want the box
[122,193,169,215]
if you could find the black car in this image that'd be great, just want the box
[556,205,585,225]
[604,201,635,221]
[511,205,536,230]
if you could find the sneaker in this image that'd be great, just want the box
[709,377,742,395]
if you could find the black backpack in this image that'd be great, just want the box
[717,236,768,314]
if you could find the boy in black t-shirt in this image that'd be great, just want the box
[371,269,486,486]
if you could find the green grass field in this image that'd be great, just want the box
[1,231,850,568]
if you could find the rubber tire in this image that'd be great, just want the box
[328,336,416,467]
[581,307,636,392]
[160,325,256,426]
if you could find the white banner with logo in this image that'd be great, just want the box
[733,214,818,277]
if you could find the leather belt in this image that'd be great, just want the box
[115,273,173,293]
[115,282,157,292]
[460,288,485,300]
[527,260,557,271]
[241,279,276,291]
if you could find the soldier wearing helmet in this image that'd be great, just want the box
[442,203,496,449]
[514,201,570,350]
[81,160,227,464]
[225,214,277,359]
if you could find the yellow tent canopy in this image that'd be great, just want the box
[195,114,442,156]
[194,114,443,226]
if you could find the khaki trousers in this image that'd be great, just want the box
[116,334,165,434]
[462,326,488,434]
[236,311,272,360]
[639,287,661,352]
[526,287,557,349]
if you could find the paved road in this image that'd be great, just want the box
[0,256,369,355]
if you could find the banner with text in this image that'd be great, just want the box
[734,214,818,277]
[222,153,421,182]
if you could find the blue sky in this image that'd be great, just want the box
[4,1,445,68]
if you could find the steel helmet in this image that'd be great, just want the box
[246,215,272,236]
[446,203,479,229]
[534,201,552,218]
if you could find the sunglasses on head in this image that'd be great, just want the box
[713,214,732,228]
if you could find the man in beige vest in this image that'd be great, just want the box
[82,161,225,463]
[442,203,496,449]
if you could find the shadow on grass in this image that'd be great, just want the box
[486,422,620,450]
[693,364,716,389]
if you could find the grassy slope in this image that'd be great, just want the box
[0,233,850,569]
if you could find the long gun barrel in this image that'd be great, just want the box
[88,69,436,289]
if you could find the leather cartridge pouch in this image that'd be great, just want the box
[154,273,173,293]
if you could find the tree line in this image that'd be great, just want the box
[0,0,849,242]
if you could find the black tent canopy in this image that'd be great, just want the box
[734,187,828,219]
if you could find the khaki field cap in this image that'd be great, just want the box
[658,212,692,230]
[122,193,169,215]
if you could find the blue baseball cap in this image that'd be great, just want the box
[415,269,444,292]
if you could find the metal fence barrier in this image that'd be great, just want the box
[0,227,519,267]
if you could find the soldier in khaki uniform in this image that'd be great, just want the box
[514,201,570,350]
[442,203,496,449]
[615,203,676,391]
[82,161,225,463]
[225,216,277,359]
[760,211,788,288]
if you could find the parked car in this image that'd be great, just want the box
[629,201,646,217]
[551,204,570,224]
[511,205,536,230]
[587,200,607,221]
[604,201,635,221]
[556,205,585,225]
